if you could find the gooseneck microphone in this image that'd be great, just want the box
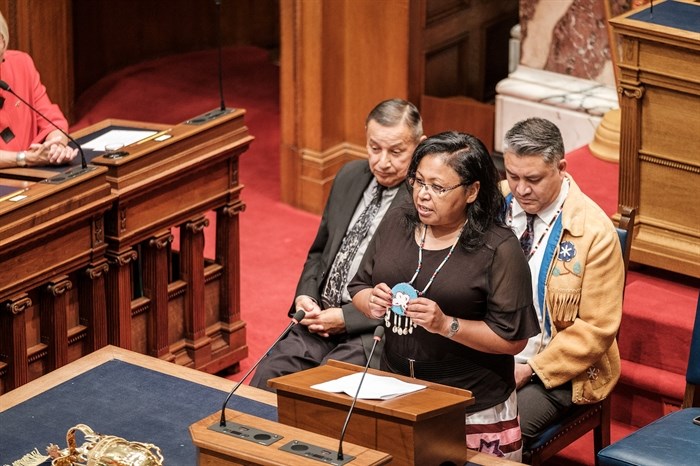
[0,79,88,172]
[337,325,385,460]
[184,0,234,125]
[219,309,305,427]
[215,0,226,112]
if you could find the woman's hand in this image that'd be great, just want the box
[405,297,450,335]
[27,136,78,166]
[366,283,392,319]
[47,139,78,164]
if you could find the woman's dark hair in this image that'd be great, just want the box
[404,131,506,252]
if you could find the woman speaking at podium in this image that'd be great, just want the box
[0,10,77,168]
[350,132,539,461]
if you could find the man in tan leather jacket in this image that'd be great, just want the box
[501,117,624,441]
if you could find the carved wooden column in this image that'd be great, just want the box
[80,212,109,351]
[40,276,72,371]
[616,38,644,214]
[81,259,110,350]
[142,230,175,361]
[216,201,247,352]
[105,248,138,349]
[80,259,110,352]
[0,294,31,391]
[181,217,211,367]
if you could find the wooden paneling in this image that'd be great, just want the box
[0,111,253,394]
[71,0,279,104]
[280,0,514,213]
[280,0,412,214]
[421,95,495,153]
[3,0,279,123]
[417,0,518,102]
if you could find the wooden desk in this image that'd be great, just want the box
[73,111,252,374]
[0,347,520,466]
[0,166,114,394]
[270,360,482,466]
[610,0,700,277]
[1,110,252,394]
[191,411,392,465]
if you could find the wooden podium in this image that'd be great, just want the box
[190,410,391,466]
[610,0,700,277]
[269,360,474,465]
[72,110,253,374]
[0,165,114,394]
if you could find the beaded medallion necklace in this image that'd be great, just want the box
[387,220,467,335]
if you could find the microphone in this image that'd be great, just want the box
[337,325,384,460]
[215,0,226,113]
[219,309,305,427]
[0,79,89,175]
[185,0,234,125]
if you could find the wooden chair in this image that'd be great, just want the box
[522,207,636,466]
[597,290,700,465]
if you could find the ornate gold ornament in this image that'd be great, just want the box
[6,424,164,466]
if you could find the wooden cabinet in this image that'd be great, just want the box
[610,1,700,278]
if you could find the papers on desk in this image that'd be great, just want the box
[81,129,158,151]
[311,372,427,400]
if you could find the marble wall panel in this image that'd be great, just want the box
[519,0,640,86]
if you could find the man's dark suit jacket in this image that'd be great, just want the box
[288,159,411,364]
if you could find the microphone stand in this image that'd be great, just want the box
[219,309,305,427]
[186,0,234,124]
[278,327,385,465]
[216,0,226,113]
[337,326,384,461]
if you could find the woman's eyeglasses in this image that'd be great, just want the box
[407,177,465,196]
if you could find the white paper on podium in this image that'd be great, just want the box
[81,129,158,150]
[311,372,427,400]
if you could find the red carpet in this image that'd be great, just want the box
[564,145,619,217]
[72,46,698,465]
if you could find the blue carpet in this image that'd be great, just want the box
[629,1,700,33]
[0,360,277,465]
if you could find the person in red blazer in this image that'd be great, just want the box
[0,10,77,168]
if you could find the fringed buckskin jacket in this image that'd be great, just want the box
[504,175,624,404]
